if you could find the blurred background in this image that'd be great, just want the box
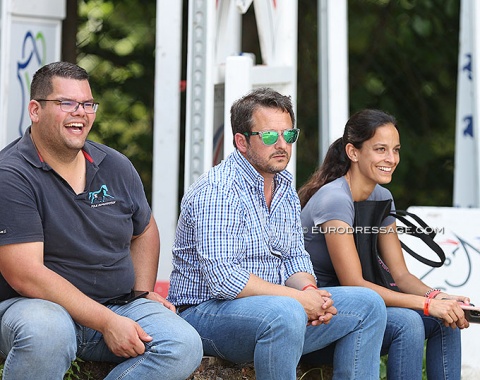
[64,0,460,210]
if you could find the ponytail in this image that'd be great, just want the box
[298,138,350,208]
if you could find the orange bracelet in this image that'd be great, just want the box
[302,284,318,291]
[423,297,431,316]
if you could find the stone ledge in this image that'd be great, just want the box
[1,356,334,379]
[189,357,333,380]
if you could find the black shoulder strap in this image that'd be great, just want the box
[390,210,445,267]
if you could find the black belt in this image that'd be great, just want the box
[177,304,196,313]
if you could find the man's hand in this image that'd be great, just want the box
[146,291,176,312]
[101,315,153,358]
[300,288,337,326]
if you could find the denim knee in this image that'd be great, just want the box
[1,299,76,357]
[328,286,387,328]
[0,299,76,379]
[148,313,203,378]
[383,307,425,355]
[262,296,307,339]
[389,308,424,344]
[167,320,203,368]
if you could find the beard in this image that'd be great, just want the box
[245,147,291,174]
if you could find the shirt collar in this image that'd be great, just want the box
[231,149,293,188]
[17,126,104,169]
[17,127,44,168]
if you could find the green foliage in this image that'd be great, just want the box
[348,0,460,208]
[77,0,156,203]
[297,0,460,208]
[380,355,387,379]
[64,358,83,380]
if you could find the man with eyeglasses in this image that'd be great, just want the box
[168,87,387,379]
[0,61,202,380]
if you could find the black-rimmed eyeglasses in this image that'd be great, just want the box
[35,99,99,114]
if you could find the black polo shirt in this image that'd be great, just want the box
[0,128,151,303]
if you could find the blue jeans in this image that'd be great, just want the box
[382,308,462,380]
[180,286,386,380]
[381,307,425,380]
[0,297,203,380]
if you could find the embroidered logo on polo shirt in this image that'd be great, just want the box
[89,184,116,207]
[0,229,6,234]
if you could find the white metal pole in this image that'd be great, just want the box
[318,0,348,162]
[184,0,216,189]
[252,0,298,182]
[152,0,183,281]
[224,55,253,157]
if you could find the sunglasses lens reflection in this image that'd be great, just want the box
[261,131,279,145]
[284,129,299,143]
[259,129,299,145]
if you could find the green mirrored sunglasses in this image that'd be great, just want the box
[243,128,300,146]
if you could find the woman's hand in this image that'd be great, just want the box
[428,298,469,329]
[435,292,470,305]
[146,291,176,312]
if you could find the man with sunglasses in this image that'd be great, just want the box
[0,62,202,379]
[168,87,387,379]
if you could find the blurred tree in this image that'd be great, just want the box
[297,0,320,188]
[297,0,460,209]
[348,0,459,208]
[75,0,157,203]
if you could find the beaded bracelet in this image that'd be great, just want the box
[425,288,442,299]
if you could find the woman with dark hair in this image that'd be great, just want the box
[299,109,469,379]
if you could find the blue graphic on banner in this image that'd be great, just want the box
[460,53,474,139]
[16,31,46,136]
[463,53,472,80]
[463,115,473,137]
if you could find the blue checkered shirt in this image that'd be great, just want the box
[168,150,315,306]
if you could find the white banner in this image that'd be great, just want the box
[0,0,65,149]
[402,206,480,377]
[453,0,477,207]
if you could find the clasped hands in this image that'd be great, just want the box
[301,288,337,326]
